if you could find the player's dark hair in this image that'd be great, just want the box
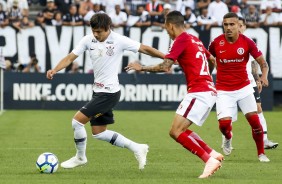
[165,11,184,27]
[90,13,111,31]
[223,12,239,19]
[238,16,246,25]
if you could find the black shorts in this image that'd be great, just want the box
[253,86,261,103]
[80,91,121,126]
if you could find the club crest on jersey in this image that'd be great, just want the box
[237,48,244,55]
[219,40,225,46]
[106,46,114,56]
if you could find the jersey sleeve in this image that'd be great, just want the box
[165,39,186,62]
[72,35,89,56]
[120,35,141,53]
[246,37,262,59]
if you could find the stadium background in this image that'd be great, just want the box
[1,0,282,110]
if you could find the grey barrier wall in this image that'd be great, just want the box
[3,72,273,110]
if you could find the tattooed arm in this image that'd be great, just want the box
[125,58,174,73]
[251,60,259,81]
[251,60,262,93]
[255,55,269,87]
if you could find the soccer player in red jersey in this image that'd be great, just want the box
[126,11,223,179]
[221,17,278,150]
[208,12,270,162]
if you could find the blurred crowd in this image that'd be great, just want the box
[1,0,282,32]
[1,0,282,73]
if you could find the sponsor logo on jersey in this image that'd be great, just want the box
[237,47,244,55]
[219,50,226,53]
[106,46,114,56]
[106,41,114,44]
[94,82,104,88]
[219,57,244,63]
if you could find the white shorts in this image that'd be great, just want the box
[216,84,257,121]
[176,91,216,126]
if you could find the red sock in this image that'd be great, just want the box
[185,130,213,154]
[176,131,210,162]
[247,114,264,155]
[219,119,232,140]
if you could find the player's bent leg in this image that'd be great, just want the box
[171,114,222,178]
[61,112,90,169]
[92,127,149,170]
[171,115,209,161]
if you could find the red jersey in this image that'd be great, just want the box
[209,34,262,91]
[165,32,215,93]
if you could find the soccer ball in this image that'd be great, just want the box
[36,152,59,173]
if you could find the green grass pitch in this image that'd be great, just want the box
[0,110,281,184]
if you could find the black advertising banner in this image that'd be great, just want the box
[3,72,273,110]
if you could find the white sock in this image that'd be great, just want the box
[93,130,140,152]
[258,113,268,141]
[72,119,87,159]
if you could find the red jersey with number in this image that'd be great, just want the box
[165,32,216,93]
[209,34,262,91]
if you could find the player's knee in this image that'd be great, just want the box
[72,119,85,130]
[169,129,179,140]
[219,119,231,130]
[246,114,261,129]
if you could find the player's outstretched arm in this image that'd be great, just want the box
[138,44,165,59]
[255,55,269,87]
[125,58,174,73]
[46,52,78,80]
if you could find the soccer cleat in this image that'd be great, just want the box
[198,157,221,179]
[264,140,279,149]
[258,154,270,162]
[209,150,224,162]
[60,156,87,169]
[134,144,149,170]
[221,134,234,150]
[222,137,232,156]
